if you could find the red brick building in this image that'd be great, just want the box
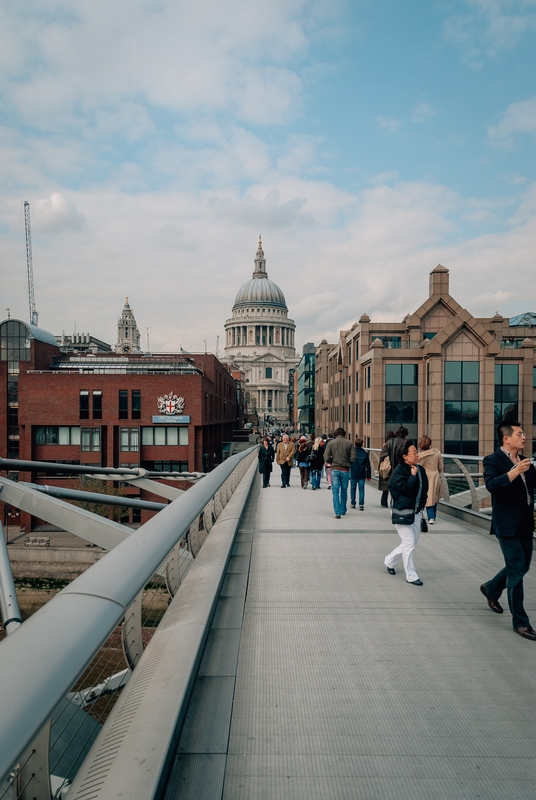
[1,319,240,530]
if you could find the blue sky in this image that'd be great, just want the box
[1,0,535,351]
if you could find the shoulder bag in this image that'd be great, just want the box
[391,466,423,526]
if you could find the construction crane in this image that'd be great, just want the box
[24,200,39,327]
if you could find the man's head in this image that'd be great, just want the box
[498,422,526,454]
[282,434,289,443]
[394,426,408,438]
[334,427,346,438]
[355,437,363,447]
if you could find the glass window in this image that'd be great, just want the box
[154,427,166,445]
[502,364,518,385]
[81,428,100,452]
[119,390,128,419]
[385,365,402,384]
[265,367,272,379]
[444,362,461,383]
[58,426,70,445]
[80,390,89,420]
[0,320,32,362]
[93,390,102,420]
[444,362,479,455]
[120,428,138,451]
[132,390,141,419]
[166,427,178,445]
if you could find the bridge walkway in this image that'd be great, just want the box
[165,472,535,800]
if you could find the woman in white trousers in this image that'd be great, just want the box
[384,440,428,586]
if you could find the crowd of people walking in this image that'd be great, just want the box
[257,420,535,640]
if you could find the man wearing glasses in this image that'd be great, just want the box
[481,423,536,640]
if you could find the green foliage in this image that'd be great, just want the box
[67,477,129,522]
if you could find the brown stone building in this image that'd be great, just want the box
[317,266,536,456]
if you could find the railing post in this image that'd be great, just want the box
[16,723,52,800]
[122,592,144,670]
[452,458,480,511]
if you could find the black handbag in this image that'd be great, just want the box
[420,516,428,532]
[390,466,423,527]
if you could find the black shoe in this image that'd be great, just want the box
[335,515,341,519]
[513,626,536,641]
[351,504,356,509]
[386,567,396,575]
[480,584,503,614]
[359,506,364,510]
[408,579,423,586]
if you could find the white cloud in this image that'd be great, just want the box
[488,97,536,149]
[411,102,436,123]
[376,115,403,133]
[368,170,400,186]
[33,192,87,233]
[443,1,536,67]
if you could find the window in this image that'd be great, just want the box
[365,366,371,389]
[145,460,189,473]
[0,319,31,362]
[120,428,139,451]
[444,361,479,455]
[495,364,519,446]
[385,364,418,441]
[93,390,102,420]
[376,336,401,349]
[132,390,141,420]
[355,403,359,423]
[347,344,352,365]
[34,426,81,446]
[81,427,100,451]
[348,375,352,394]
[80,391,89,420]
[265,367,273,379]
[119,390,128,420]
[355,372,359,392]
[366,402,370,424]
[141,427,188,445]
[423,332,436,340]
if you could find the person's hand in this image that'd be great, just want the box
[366,478,370,481]
[511,458,532,478]
[410,466,418,476]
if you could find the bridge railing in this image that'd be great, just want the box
[366,448,488,514]
[0,446,258,799]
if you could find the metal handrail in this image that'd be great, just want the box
[0,446,257,785]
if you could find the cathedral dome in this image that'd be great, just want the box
[232,237,287,310]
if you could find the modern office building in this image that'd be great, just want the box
[296,343,316,433]
[223,237,299,425]
[318,265,536,456]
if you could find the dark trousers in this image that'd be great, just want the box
[381,490,389,508]
[484,529,533,628]
[280,463,291,487]
[261,469,271,488]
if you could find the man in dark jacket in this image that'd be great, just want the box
[481,422,536,641]
[350,437,371,510]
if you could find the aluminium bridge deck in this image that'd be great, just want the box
[164,472,536,800]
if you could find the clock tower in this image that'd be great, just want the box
[115,297,141,354]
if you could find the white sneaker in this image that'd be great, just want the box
[429,518,435,525]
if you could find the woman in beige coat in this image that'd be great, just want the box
[418,436,444,524]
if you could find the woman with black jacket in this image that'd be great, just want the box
[258,437,275,488]
[384,439,429,586]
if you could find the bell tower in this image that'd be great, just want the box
[115,297,141,354]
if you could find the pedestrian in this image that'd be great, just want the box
[384,439,428,586]
[417,435,444,524]
[275,433,295,488]
[297,435,311,489]
[350,437,371,510]
[480,422,536,641]
[379,427,408,507]
[378,430,396,507]
[323,428,355,519]
[309,438,325,490]
[258,436,275,488]
[323,433,333,489]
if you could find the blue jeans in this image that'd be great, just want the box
[331,470,350,516]
[350,479,365,507]
[426,504,437,521]
[310,469,321,489]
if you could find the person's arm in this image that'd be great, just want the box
[349,444,356,463]
[365,453,371,480]
[389,466,419,497]
[483,454,527,493]
[324,442,333,463]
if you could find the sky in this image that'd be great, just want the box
[1,0,535,353]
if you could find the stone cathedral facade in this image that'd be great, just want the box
[224,238,299,424]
